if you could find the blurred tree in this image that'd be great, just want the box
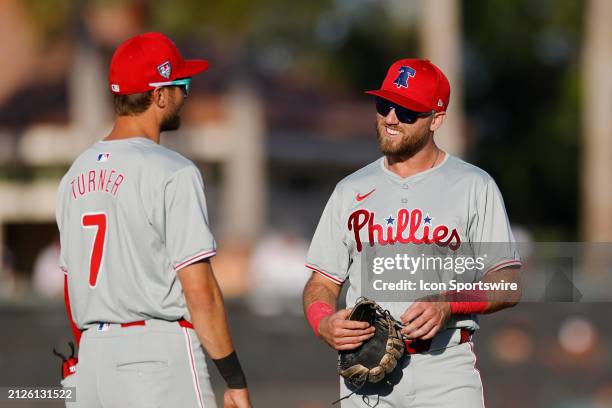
[17,0,582,238]
[22,0,73,45]
[463,0,583,240]
[147,0,418,92]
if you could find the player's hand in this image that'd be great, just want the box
[223,388,252,408]
[400,300,451,340]
[318,308,376,351]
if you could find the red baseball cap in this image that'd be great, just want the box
[109,32,209,95]
[366,59,450,113]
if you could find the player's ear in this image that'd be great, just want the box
[430,112,446,132]
[152,87,168,109]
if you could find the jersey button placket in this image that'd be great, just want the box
[401,182,410,203]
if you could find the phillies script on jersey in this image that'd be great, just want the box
[348,208,461,252]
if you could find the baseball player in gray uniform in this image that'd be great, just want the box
[56,33,252,408]
[303,59,522,407]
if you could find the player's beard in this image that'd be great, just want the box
[160,96,182,132]
[376,123,429,159]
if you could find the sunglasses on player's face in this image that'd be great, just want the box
[149,78,192,97]
[375,97,434,124]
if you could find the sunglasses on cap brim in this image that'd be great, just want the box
[149,78,192,96]
[375,97,434,124]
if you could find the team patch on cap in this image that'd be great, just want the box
[437,99,444,107]
[393,66,416,89]
[97,153,110,162]
[157,60,172,79]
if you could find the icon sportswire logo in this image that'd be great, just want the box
[356,188,376,202]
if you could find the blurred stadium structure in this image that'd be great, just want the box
[0,0,611,407]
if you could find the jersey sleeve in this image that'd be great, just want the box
[55,178,68,275]
[305,187,350,285]
[468,178,522,279]
[58,229,68,275]
[59,251,68,275]
[164,165,216,272]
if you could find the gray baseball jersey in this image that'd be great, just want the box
[56,137,216,329]
[306,153,521,330]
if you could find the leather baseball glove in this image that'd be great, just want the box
[337,298,405,387]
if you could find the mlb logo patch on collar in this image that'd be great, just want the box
[97,153,110,162]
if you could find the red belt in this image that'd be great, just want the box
[119,319,194,329]
[404,328,473,354]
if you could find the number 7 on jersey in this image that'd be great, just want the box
[82,213,107,288]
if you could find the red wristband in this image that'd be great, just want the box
[450,301,488,314]
[306,301,334,337]
[445,290,489,315]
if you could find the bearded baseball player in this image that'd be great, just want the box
[303,59,522,407]
[55,32,252,408]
